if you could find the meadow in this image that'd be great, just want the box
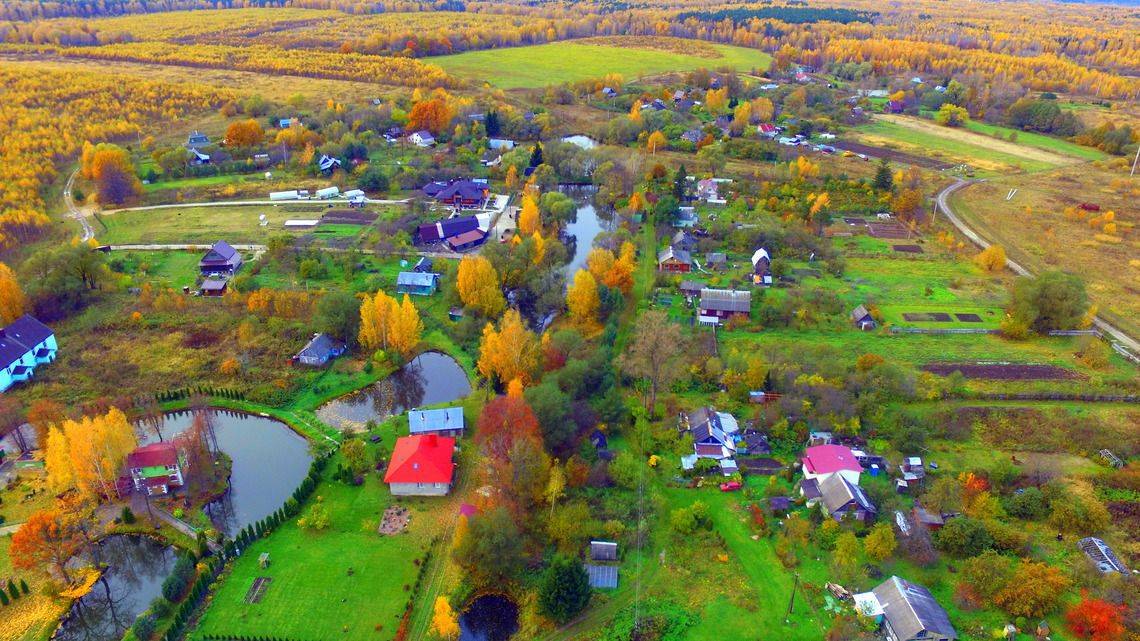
[431,38,772,89]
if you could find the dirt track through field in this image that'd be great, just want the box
[878,114,1078,165]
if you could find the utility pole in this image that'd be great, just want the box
[1130,143,1139,177]
[785,572,800,624]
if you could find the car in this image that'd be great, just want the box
[720,481,743,492]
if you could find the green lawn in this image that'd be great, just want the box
[95,204,384,244]
[431,40,771,89]
[859,119,1062,174]
[193,447,454,641]
[110,250,203,289]
[960,120,1108,161]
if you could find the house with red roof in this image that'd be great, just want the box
[384,434,456,496]
[127,442,184,496]
[801,444,862,485]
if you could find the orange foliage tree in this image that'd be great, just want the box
[225,118,265,147]
[477,309,540,386]
[10,509,87,582]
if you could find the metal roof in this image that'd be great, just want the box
[699,288,751,312]
[585,564,618,589]
[407,407,464,434]
[397,272,439,288]
[872,576,957,641]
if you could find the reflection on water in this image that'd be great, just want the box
[152,410,312,536]
[459,595,520,641]
[55,536,175,641]
[316,351,471,430]
[561,185,614,277]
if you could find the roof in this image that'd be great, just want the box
[200,278,228,292]
[411,130,435,140]
[127,442,178,470]
[384,435,455,485]
[679,280,704,294]
[818,474,876,516]
[705,252,726,263]
[297,333,345,360]
[657,247,692,265]
[802,444,863,476]
[801,478,822,499]
[413,257,434,272]
[872,576,958,641]
[0,315,53,368]
[590,540,618,561]
[407,407,464,434]
[447,229,486,247]
[202,241,238,263]
[769,496,791,511]
[427,180,486,202]
[851,304,872,321]
[1078,537,1128,573]
[396,271,439,288]
[751,248,770,267]
[585,564,619,589]
[700,289,751,313]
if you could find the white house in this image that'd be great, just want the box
[0,315,56,393]
[409,130,436,147]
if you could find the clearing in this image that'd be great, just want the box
[430,38,771,89]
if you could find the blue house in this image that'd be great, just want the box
[293,333,346,367]
[0,315,57,393]
[396,271,440,296]
[407,407,465,437]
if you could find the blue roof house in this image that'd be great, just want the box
[293,333,346,367]
[396,271,440,296]
[0,315,57,393]
[407,407,465,437]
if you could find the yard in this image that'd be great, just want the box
[430,37,771,89]
[0,535,69,641]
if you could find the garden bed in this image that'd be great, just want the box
[922,362,1084,380]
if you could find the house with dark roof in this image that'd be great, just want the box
[417,215,480,245]
[679,280,704,298]
[586,564,619,589]
[199,241,242,275]
[705,252,727,270]
[681,129,704,145]
[858,576,957,641]
[413,257,434,273]
[127,442,184,496]
[294,333,346,367]
[680,407,738,460]
[396,271,440,296]
[0,315,56,393]
[671,230,698,251]
[384,434,456,496]
[446,229,488,252]
[805,473,876,523]
[423,180,488,209]
[407,407,465,438]
[318,154,342,173]
[699,288,751,322]
[657,247,692,273]
[187,131,209,147]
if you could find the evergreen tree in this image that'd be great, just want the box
[19,579,28,595]
[538,555,592,623]
[0,590,8,606]
[873,158,893,191]
[529,142,544,168]
[673,164,687,201]
[7,579,18,600]
[485,110,501,137]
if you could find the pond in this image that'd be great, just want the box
[560,134,598,150]
[145,410,313,536]
[560,185,615,277]
[54,535,176,641]
[459,594,519,641]
[315,351,471,430]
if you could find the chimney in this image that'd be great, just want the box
[425,434,438,447]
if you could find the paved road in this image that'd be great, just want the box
[936,179,1140,354]
[102,197,410,215]
[63,168,95,241]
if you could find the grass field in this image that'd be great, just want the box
[960,120,1109,161]
[858,115,1086,174]
[95,204,379,244]
[431,38,771,89]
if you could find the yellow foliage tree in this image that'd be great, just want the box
[974,244,1007,272]
[457,255,505,317]
[477,309,540,385]
[219,357,241,376]
[586,247,615,284]
[566,269,601,332]
[430,596,460,640]
[518,194,541,236]
[752,97,775,122]
[51,408,137,500]
[628,191,645,213]
[705,87,728,113]
[0,261,26,323]
[646,130,667,154]
[359,290,397,351]
[44,426,74,493]
[505,164,519,190]
[389,294,424,358]
[531,231,546,265]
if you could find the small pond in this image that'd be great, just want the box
[560,185,615,277]
[459,594,520,641]
[315,351,471,430]
[54,535,176,641]
[560,134,598,150]
[145,410,313,536]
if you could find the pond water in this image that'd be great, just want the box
[315,351,471,430]
[146,410,313,536]
[560,185,614,277]
[54,536,176,641]
[560,134,598,150]
[459,594,520,641]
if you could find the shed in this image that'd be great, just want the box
[699,288,751,320]
[294,333,346,367]
[199,278,228,297]
[585,564,619,589]
[407,407,465,438]
[869,576,957,641]
[769,496,791,514]
[258,553,270,568]
[590,540,618,562]
[851,304,876,330]
[446,229,487,251]
[657,247,692,273]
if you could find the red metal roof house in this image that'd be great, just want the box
[384,434,456,496]
[801,444,862,485]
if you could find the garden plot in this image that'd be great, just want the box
[922,362,1084,380]
[245,577,272,604]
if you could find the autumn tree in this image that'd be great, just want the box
[566,269,600,333]
[646,130,667,154]
[477,310,540,386]
[224,118,265,147]
[892,188,925,222]
[452,507,524,588]
[975,244,1007,272]
[456,255,505,317]
[475,392,541,463]
[46,408,137,500]
[1010,271,1089,333]
[518,194,541,236]
[0,261,26,323]
[935,104,970,127]
[586,244,634,295]
[993,561,1069,617]
[44,426,74,493]
[408,96,455,136]
[81,142,140,205]
[430,596,460,640]
[1066,595,1125,641]
[864,522,898,563]
[10,509,86,582]
[832,531,862,583]
[389,294,423,358]
[359,290,397,351]
[617,310,685,413]
[26,398,65,446]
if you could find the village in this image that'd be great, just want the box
[1,4,1139,641]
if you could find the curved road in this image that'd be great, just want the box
[63,168,95,242]
[936,179,1140,354]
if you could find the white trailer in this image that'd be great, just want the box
[315,186,340,199]
[270,190,300,201]
[343,189,365,199]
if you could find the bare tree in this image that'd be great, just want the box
[617,310,686,416]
